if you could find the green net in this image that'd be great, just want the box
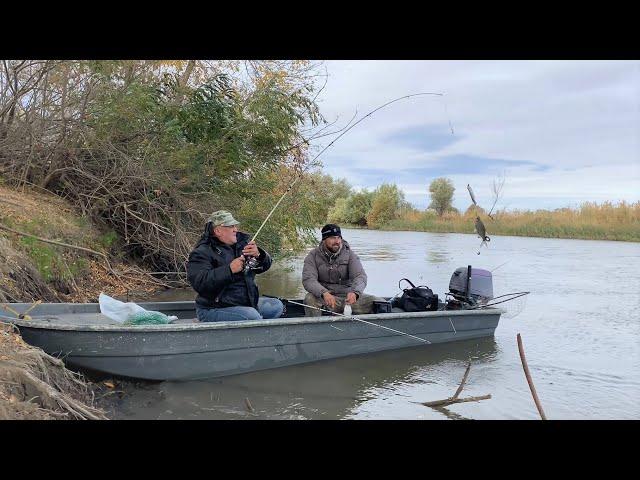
[124,311,172,325]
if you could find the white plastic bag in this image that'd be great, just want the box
[98,293,178,324]
[99,293,147,323]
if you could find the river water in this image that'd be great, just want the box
[109,229,640,420]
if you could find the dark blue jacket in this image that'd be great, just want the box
[186,229,272,309]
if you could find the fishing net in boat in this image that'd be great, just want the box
[124,311,173,325]
[99,293,177,325]
[470,291,529,319]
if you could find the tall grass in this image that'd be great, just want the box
[380,201,640,242]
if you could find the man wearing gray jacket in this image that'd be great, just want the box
[302,224,381,317]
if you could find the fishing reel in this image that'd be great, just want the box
[243,255,261,273]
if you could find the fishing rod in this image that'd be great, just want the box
[248,91,449,246]
[242,91,449,271]
[467,291,530,309]
[285,299,432,345]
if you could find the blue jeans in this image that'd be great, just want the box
[196,297,284,322]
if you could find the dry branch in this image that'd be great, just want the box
[419,362,492,410]
[2,364,107,420]
[421,394,492,408]
[517,333,547,420]
[452,361,471,399]
[0,222,127,289]
[1,322,108,420]
[0,197,24,208]
[0,223,107,259]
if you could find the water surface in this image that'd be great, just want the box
[110,229,640,420]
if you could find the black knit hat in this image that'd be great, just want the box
[321,224,342,240]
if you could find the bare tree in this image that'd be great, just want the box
[487,172,506,219]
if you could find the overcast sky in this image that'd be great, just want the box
[312,60,639,212]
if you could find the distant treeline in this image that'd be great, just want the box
[329,187,640,242]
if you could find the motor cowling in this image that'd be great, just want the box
[449,266,493,303]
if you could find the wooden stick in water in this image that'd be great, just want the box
[452,362,471,399]
[421,394,491,408]
[419,361,491,409]
[517,333,547,420]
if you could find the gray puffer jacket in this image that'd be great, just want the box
[302,240,367,298]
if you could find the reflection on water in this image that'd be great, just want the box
[111,337,499,420]
[356,245,398,261]
[127,228,640,419]
[255,259,307,299]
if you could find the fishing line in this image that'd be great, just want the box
[250,92,449,244]
[490,260,510,273]
[285,301,503,385]
[285,299,432,344]
[441,93,455,135]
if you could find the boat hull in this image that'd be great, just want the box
[4,302,501,381]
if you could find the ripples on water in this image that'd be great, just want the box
[113,229,640,420]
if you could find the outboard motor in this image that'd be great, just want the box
[447,265,493,308]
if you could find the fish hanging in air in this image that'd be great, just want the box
[467,184,478,206]
[475,216,491,254]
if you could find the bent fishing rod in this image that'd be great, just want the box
[285,299,431,344]
[248,92,450,246]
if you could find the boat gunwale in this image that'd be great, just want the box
[4,307,504,333]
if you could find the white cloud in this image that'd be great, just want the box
[314,60,640,210]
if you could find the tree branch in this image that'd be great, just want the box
[517,333,547,420]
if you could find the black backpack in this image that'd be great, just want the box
[393,278,439,312]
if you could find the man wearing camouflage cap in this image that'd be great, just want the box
[187,210,283,322]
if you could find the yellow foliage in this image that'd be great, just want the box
[381,201,640,242]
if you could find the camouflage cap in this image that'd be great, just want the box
[208,210,240,227]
